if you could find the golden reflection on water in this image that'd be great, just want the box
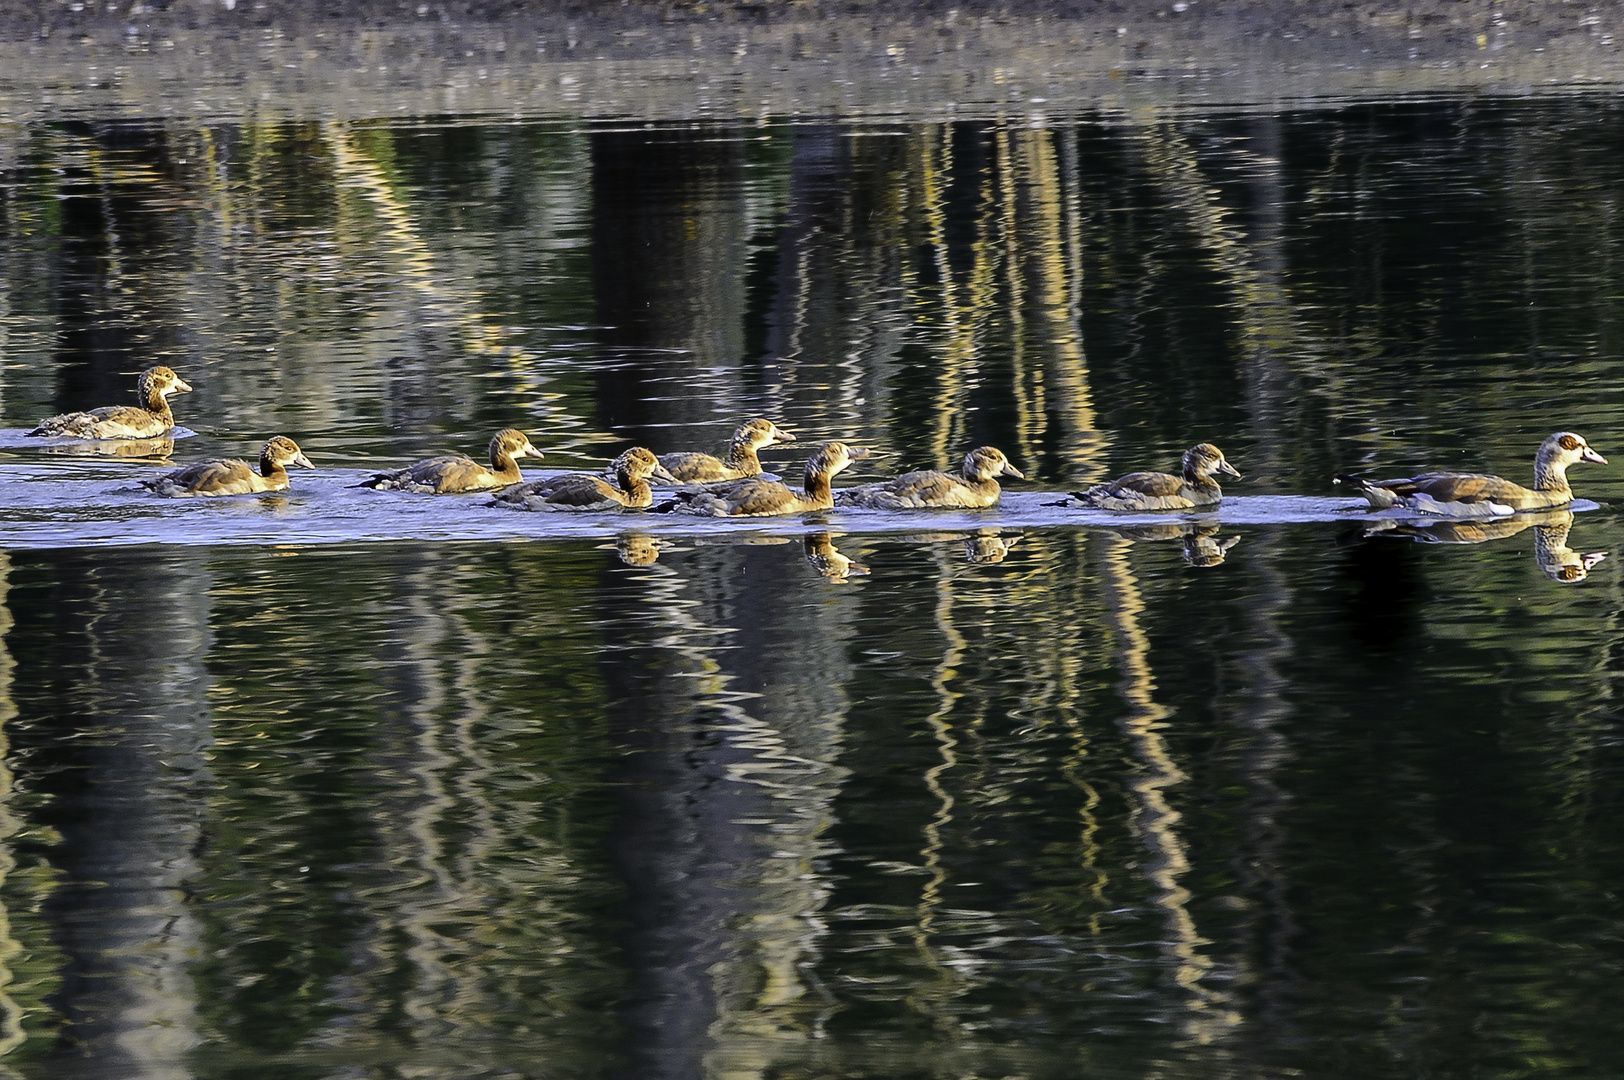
[1094,534,1239,1045]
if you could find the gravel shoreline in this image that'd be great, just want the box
[5,0,1624,120]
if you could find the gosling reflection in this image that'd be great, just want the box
[964,529,1020,564]
[1357,509,1607,583]
[608,533,669,567]
[896,529,1022,564]
[33,436,176,459]
[1106,522,1243,568]
[804,532,868,581]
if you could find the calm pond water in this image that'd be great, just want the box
[0,94,1622,1079]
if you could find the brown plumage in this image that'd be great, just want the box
[1061,443,1241,511]
[361,429,543,494]
[142,436,313,497]
[1335,431,1606,517]
[29,366,192,439]
[671,441,869,517]
[493,447,677,511]
[837,446,1023,509]
[657,418,796,483]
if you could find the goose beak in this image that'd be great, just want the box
[650,463,679,484]
[1002,462,1025,479]
[292,452,315,470]
[172,378,194,395]
[773,429,796,443]
[1582,446,1608,465]
[846,446,871,461]
[522,443,546,460]
[1219,460,1242,479]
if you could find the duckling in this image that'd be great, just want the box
[360,428,543,494]
[837,446,1024,509]
[655,418,796,483]
[1334,431,1607,517]
[492,447,677,511]
[28,366,192,439]
[142,436,313,497]
[669,441,869,517]
[1056,443,1241,511]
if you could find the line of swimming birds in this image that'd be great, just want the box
[22,365,1611,520]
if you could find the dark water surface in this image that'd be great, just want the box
[1,96,1623,1079]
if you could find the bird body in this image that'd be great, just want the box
[143,436,313,497]
[29,366,192,439]
[657,418,795,483]
[361,429,543,494]
[494,447,676,511]
[837,447,1023,509]
[672,442,868,517]
[1335,432,1606,517]
[1061,443,1240,511]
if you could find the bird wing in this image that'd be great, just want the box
[1407,471,1530,504]
[1106,471,1185,497]
[658,451,730,482]
[534,474,623,507]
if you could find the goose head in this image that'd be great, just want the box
[261,436,314,472]
[491,428,545,463]
[805,441,869,482]
[139,366,193,401]
[614,446,679,484]
[1183,443,1241,482]
[962,446,1024,482]
[736,418,796,449]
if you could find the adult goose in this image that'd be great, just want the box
[669,441,869,517]
[656,418,795,483]
[492,447,676,511]
[836,446,1023,509]
[143,436,313,497]
[1056,443,1240,511]
[1335,431,1606,517]
[29,366,192,439]
[360,429,543,494]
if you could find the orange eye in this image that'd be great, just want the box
[1560,435,1581,451]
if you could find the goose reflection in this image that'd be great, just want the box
[896,529,1022,564]
[964,529,1020,564]
[1357,509,1606,583]
[606,533,669,567]
[34,436,176,459]
[804,532,869,581]
[1105,522,1243,568]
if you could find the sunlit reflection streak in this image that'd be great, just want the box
[321,121,591,441]
[911,544,966,959]
[40,553,211,1078]
[916,125,970,467]
[365,555,505,1039]
[1015,121,1101,471]
[616,547,853,1075]
[0,556,25,1065]
[1094,535,1236,1045]
[993,122,1036,467]
[1226,528,1302,1042]
[1118,111,1331,442]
